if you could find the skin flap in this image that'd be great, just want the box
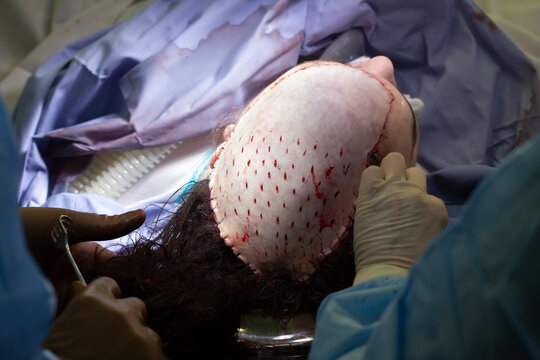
[209,62,394,280]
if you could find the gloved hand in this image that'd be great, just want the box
[18,207,145,311]
[44,277,167,360]
[353,153,448,285]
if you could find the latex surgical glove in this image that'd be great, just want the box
[44,277,167,360]
[18,207,145,311]
[353,153,448,285]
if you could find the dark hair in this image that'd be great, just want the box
[87,180,355,358]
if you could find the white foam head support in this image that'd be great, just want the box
[209,61,412,280]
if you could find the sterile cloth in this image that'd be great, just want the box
[0,0,152,115]
[0,99,57,360]
[13,0,539,224]
[474,0,540,86]
[309,131,540,359]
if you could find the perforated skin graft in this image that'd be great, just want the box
[209,61,416,280]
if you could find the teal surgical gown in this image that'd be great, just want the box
[0,100,56,359]
[310,133,540,359]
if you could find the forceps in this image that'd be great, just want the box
[50,215,87,286]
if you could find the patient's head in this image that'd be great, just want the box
[209,56,418,280]
[88,56,417,358]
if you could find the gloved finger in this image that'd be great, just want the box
[358,165,384,193]
[56,281,87,315]
[66,209,146,243]
[20,207,146,244]
[380,152,407,180]
[145,327,163,348]
[120,297,148,322]
[87,277,122,299]
[424,195,449,227]
[405,167,427,192]
[65,281,86,306]
[70,281,86,297]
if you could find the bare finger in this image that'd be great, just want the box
[222,123,236,141]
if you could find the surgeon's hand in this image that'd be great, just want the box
[44,277,167,360]
[353,153,448,285]
[18,207,145,311]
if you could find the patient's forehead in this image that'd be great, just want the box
[209,61,415,279]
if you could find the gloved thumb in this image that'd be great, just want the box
[70,281,86,296]
[57,281,87,314]
[65,209,146,243]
